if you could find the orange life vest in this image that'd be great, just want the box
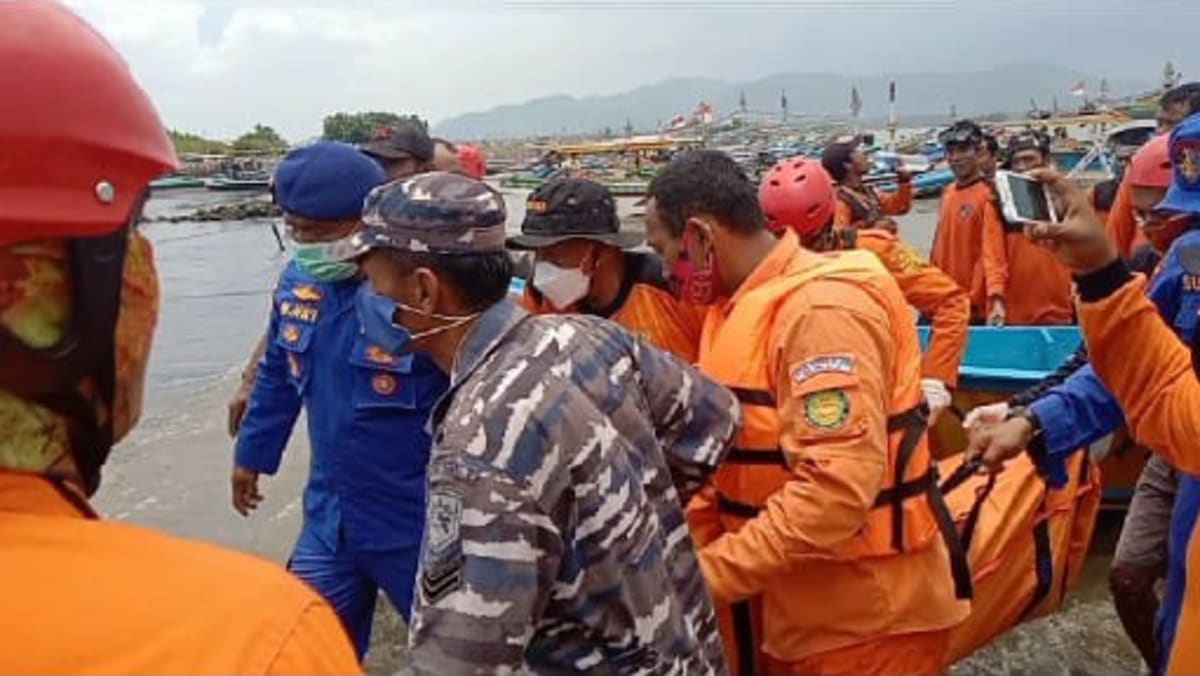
[698,248,971,666]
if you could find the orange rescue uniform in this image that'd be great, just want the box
[930,180,1008,319]
[843,228,969,386]
[1078,274,1200,675]
[690,230,969,674]
[0,472,361,675]
[998,230,1075,325]
[521,251,704,362]
[833,180,914,232]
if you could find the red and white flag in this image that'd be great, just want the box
[1069,80,1087,97]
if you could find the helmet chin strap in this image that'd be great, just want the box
[0,225,129,495]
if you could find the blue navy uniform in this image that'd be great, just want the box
[236,261,448,655]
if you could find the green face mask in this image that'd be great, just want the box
[293,238,359,281]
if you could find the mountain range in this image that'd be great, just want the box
[434,62,1154,139]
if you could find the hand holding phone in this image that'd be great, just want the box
[995,170,1058,225]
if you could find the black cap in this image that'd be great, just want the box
[1006,131,1050,157]
[360,122,435,162]
[507,177,642,250]
[939,120,984,148]
[821,141,857,182]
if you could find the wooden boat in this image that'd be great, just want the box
[921,325,1145,508]
[205,175,271,192]
[498,173,549,190]
[149,174,206,191]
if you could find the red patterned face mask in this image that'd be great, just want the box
[671,225,720,305]
[0,231,159,474]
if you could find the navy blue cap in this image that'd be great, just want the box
[1159,112,1200,214]
[273,141,386,221]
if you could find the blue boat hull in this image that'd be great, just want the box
[917,325,1081,391]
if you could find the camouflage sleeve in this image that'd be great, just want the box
[632,336,740,505]
[406,453,563,675]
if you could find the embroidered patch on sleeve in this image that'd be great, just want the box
[791,354,856,384]
[803,388,851,429]
[421,489,464,603]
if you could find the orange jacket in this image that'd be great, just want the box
[848,228,969,386]
[522,251,704,363]
[692,230,969,662]
[833,180,914,231]
[1000,232,1075,325]
[1106,177,1149,260]
[1077,274,1200,675]
[0,472,361,675]
[931,180,1008,318]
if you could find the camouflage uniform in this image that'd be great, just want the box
[342,173,740,675]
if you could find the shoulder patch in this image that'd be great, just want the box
[292,284,323,302]
[372,372,398,395]
[791,354,855,384]
[365,344,400,366]
[426,489,462,558]
[804,388,851,429]
[958,202,975,221]
[891,243,925,274]
[421,489,464,603]
[281,324,302,344]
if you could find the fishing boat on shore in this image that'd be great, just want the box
[921,324,1145,508]
[502,135,701,195]
[868,150,955,197]
[149,173,206,191]
[205,172,272,192]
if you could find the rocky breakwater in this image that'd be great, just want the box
[150,198,282,223]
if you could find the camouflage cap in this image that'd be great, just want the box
[339,172,508,258]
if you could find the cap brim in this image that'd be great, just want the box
[331,229,383,261]
[506,230,644,251]
[1156,184,1200,214]
[360,142,413,161]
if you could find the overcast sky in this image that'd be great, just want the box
[64,0,1199,141]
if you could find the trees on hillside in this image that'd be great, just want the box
[322,112,428,144]
[168,129,230,155]
[232,124,287,152]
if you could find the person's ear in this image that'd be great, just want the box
[411,267,441,314]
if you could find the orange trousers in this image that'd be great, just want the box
[717,600,950,675]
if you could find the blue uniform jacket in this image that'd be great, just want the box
[1027,227,1200,672]
[235,262,448,552]
[1029,227,1200,487]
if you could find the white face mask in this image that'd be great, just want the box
[533,260,591,310]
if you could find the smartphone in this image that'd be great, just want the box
[995,170,1057,225]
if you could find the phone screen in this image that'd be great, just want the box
[1004,173,1052,222]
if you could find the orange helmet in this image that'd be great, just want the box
[1127,134,1172,189]
[0,1,177,246]
[758,157,836,238]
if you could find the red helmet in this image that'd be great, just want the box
[457,143,487,180]
[0,1,178,247]
[759,157,836,238]
[1127,133,1172,189]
